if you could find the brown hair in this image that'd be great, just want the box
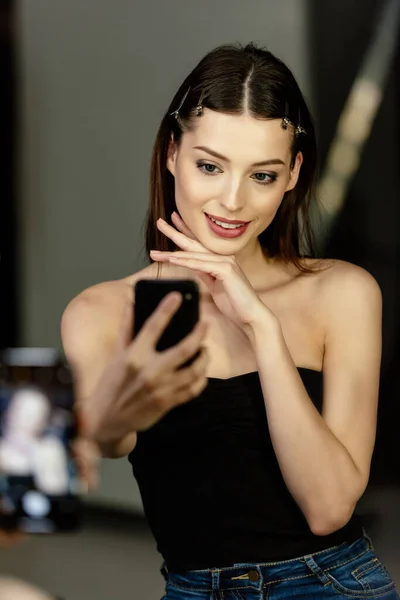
[145,43,320,273]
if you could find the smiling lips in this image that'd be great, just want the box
[205,213,250,239]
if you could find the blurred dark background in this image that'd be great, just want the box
[310,0,400,485]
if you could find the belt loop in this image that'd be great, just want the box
[160,562,169,582]
[303,555,331,587]
[211,569,220,591]
[362,527,375,551]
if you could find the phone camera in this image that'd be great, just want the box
[184,293,192,301]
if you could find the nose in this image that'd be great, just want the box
[219,178,245,212]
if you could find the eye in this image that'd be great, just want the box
[251,172,277,185]
[196,160,222,175]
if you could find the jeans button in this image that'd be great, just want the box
[248,570,260,582]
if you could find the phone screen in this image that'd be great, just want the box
[134,279,199,350]
[0,350,82,533]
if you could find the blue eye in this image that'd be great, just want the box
[196,161,221,175]
[252,172,277,185]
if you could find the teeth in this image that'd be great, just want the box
[209,216,245,229]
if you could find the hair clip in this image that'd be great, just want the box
[295,108,307,136]
[170,87,191,123]
[196,89,205,117]
[281,101,291,130]
[281,103,307,136]
[295,125,307,136]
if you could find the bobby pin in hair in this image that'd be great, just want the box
[170,87,191,124]
[196,89,206,117]
[281,102,307,136]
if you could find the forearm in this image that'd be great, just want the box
[250,318,364,535]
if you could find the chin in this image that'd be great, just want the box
[199,232,252,256]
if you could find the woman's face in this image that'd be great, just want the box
[167,110,302,257]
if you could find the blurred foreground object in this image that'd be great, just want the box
[0,577,53,600]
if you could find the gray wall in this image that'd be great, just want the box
[17,0,312,509]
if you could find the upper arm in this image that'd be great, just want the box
[61,282,137,457]
[61,281,132,400]
[320,262,382,495]
[61,292,114,405]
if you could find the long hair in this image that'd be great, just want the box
[146,43,319,273]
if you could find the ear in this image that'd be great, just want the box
[166,135,178,177]
[285,151,303,192]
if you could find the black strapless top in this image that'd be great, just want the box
[129,369,364,571]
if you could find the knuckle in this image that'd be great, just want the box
[176,344,192,363]
[125,352,142,375]
[174,390,188,406]
[190,377,207,397]
[189,356,204,378]
[185,331,202,352]
[150,390,167,410]
[136,368,154,393]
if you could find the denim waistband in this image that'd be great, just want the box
[161,534,373,592]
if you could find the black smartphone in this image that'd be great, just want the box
[0,348,82,533]
[134,279,200,365]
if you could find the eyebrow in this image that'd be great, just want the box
[193,145,286,167]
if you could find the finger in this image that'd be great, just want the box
[171,211,196,239]
[172,373,209,405]
[172,347,209,388]
[130,291,182,354]
[145,351,209,412]
[125,344,208,402]
[156,218,204,252]
[193,270,216,290]
[169,256,228,280]
[75,456,98,493]
[150,251,222,266]
[154,320,207,372]
[153,251,229,262]
[117,299,134,350]
[149,251,171,263]
[71,438,100,493]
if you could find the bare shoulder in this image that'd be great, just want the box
[308,258,382,324]
[61,264,156,366]
[314,258,381,298]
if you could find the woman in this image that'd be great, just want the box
[62,43,399,599]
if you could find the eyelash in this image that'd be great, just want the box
[196,160,277,186]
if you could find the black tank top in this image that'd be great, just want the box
[129,368,364,571]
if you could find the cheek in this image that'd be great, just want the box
[253,181,287,216]
[174,164,210,210]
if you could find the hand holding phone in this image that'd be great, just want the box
[83,280,208,451]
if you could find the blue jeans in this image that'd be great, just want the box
[161,534,399,599]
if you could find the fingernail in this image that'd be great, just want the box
[150,250,161,254]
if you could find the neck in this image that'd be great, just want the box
[235,241,273,286]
